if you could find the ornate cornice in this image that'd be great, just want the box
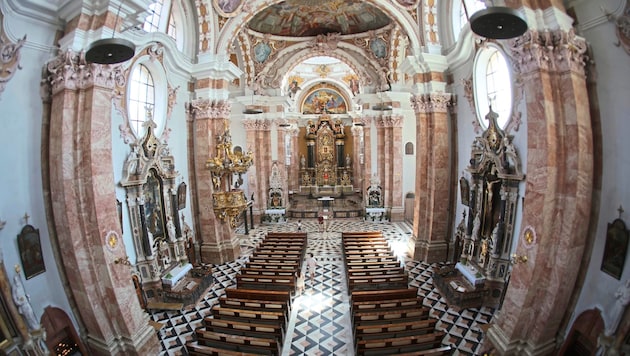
[411,93,452,113]
[509,29,589,76]
[45,50,126,96]
[242,118,271,131]
[186,98,231,119]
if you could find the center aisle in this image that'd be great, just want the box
[282,230,353,355]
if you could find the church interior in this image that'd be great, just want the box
[0,0,629,355]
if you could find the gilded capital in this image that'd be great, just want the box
[411,93,452,113]
[186,98,232,119]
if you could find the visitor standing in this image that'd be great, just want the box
[297,219,302,231]
[306,253,317,281]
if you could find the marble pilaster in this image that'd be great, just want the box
[43,51,159,355]
[486,28,593,355]
[374,115,404,220]
[186,98,239,264]
[243,119,272,216]
[411,93,453,263]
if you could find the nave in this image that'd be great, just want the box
[151,220,496,355]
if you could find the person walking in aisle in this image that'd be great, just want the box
[306,253,317,281]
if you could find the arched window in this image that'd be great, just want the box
[143,0,184,51]
[127,60,167,138]
[128,64,155,136]
[452,0,486,40]
[473,45,513,129]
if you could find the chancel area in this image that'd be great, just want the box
[0,0,629,355]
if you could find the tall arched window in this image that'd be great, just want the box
[473,45,513,129]
[143,0,184,51]
[128,64,155,137]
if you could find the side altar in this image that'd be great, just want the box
[434,108,525,309]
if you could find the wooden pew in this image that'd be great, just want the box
[211,306,286,328]
[187,341,262,356]
[355,331,446,356]
[352,297,423,313]
[248,256,302,265]
[245,261,300,274]
[196,329,280,355]
[344,250,394,258]
[219,296,288,314]
[355,318,438,340]
[342,231,384,236]
[345,256,398,263]
[346,261,402,270]
[396,345,453,356]
[204,317,284,341]
[224,288,291,304]
[353,307,430,326]
[236,274,296,292]
[240,267,295,277]
[351,288,418,302]
[347,266,404,277]
[252,252,302,259]
[347,274,409,292]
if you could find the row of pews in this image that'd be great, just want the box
[186,232,307,356]
[342,231,453,356]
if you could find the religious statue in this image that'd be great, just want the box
[605,279,630,336]
[12,271,39,331]
[300,154,306,169]
[346,153,351,167]
[480,239,489,266]
[166,218,177,241]
[471,213,481,241]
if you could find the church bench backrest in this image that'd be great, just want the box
[224,288,290,303]
[351,288,419,302]
[204,317,283,341]
[395,345,453,356]
[354,318,438,339]
[196,329,280,356]
[211,306,286,327]
[219,296,288,313]
[240,268,296,277]
[346,261,401,269]
[187,341,261,356]
[345,256,398,263]
[245,261,299,271]
[352,297,423,313]
[355,331,446,356]
[347,266,404,276]
[347,274,409,290]
[248,256,302,265]
[236,275,296,292]
[252,252,302,259]
[352,307,429,324]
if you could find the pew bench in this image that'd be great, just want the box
[351,288,419,302]
[236,274,296,292]
[355,318,438,341]
[353,307,430,326]
[187,341,262,356]
[204,317,284,341]
[347,266,405,277]
[240,268,296,277]
[196,329,280,356]
[219,296,288,314]
[352,297,423,313]
[346,261,402,270]
[347,274,409,292]
[345,256,398,263]
[211,306,286,328]
[224,288,291,306]
[395,345,453,356]
[355,331,446,356]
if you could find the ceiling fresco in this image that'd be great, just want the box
[248,0,391,37]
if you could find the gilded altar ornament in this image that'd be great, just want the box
[106,231,119,250]
[524,227,534,245]
[510,254,528,264]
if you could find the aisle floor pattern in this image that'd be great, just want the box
[152,219,495,355]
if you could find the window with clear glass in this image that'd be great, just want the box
[452,0,486,40]
[473,46,513,129]
[128,64,155,136]
[143,0,165,33]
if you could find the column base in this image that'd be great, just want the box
[413,238,448,263]
[200,237,240,264]
[85,320,159,356]
[486,323,558,356]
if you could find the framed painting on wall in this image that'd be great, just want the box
[601,219,630,280]
[17,225,46,280]
[177,182,187,210]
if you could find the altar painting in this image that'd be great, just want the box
[144,169,165,238]
[301,89,347,114]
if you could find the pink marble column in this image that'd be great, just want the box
[411,93,453,263]
[243,119,272,217]
[485,29,593,355]
[44,52,158,355]
[359,117,373,197]
[186,99,239,264]
[374,116,404,220]
[288,126,300,193]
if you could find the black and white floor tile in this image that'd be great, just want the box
[152,219,495,355]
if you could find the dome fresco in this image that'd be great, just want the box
[248,0,391,37]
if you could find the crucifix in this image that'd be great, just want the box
[618,205,625,219]
[22,212,30,225]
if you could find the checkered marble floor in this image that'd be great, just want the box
[153,219,495,355]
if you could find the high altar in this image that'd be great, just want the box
[298,114,354,195]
